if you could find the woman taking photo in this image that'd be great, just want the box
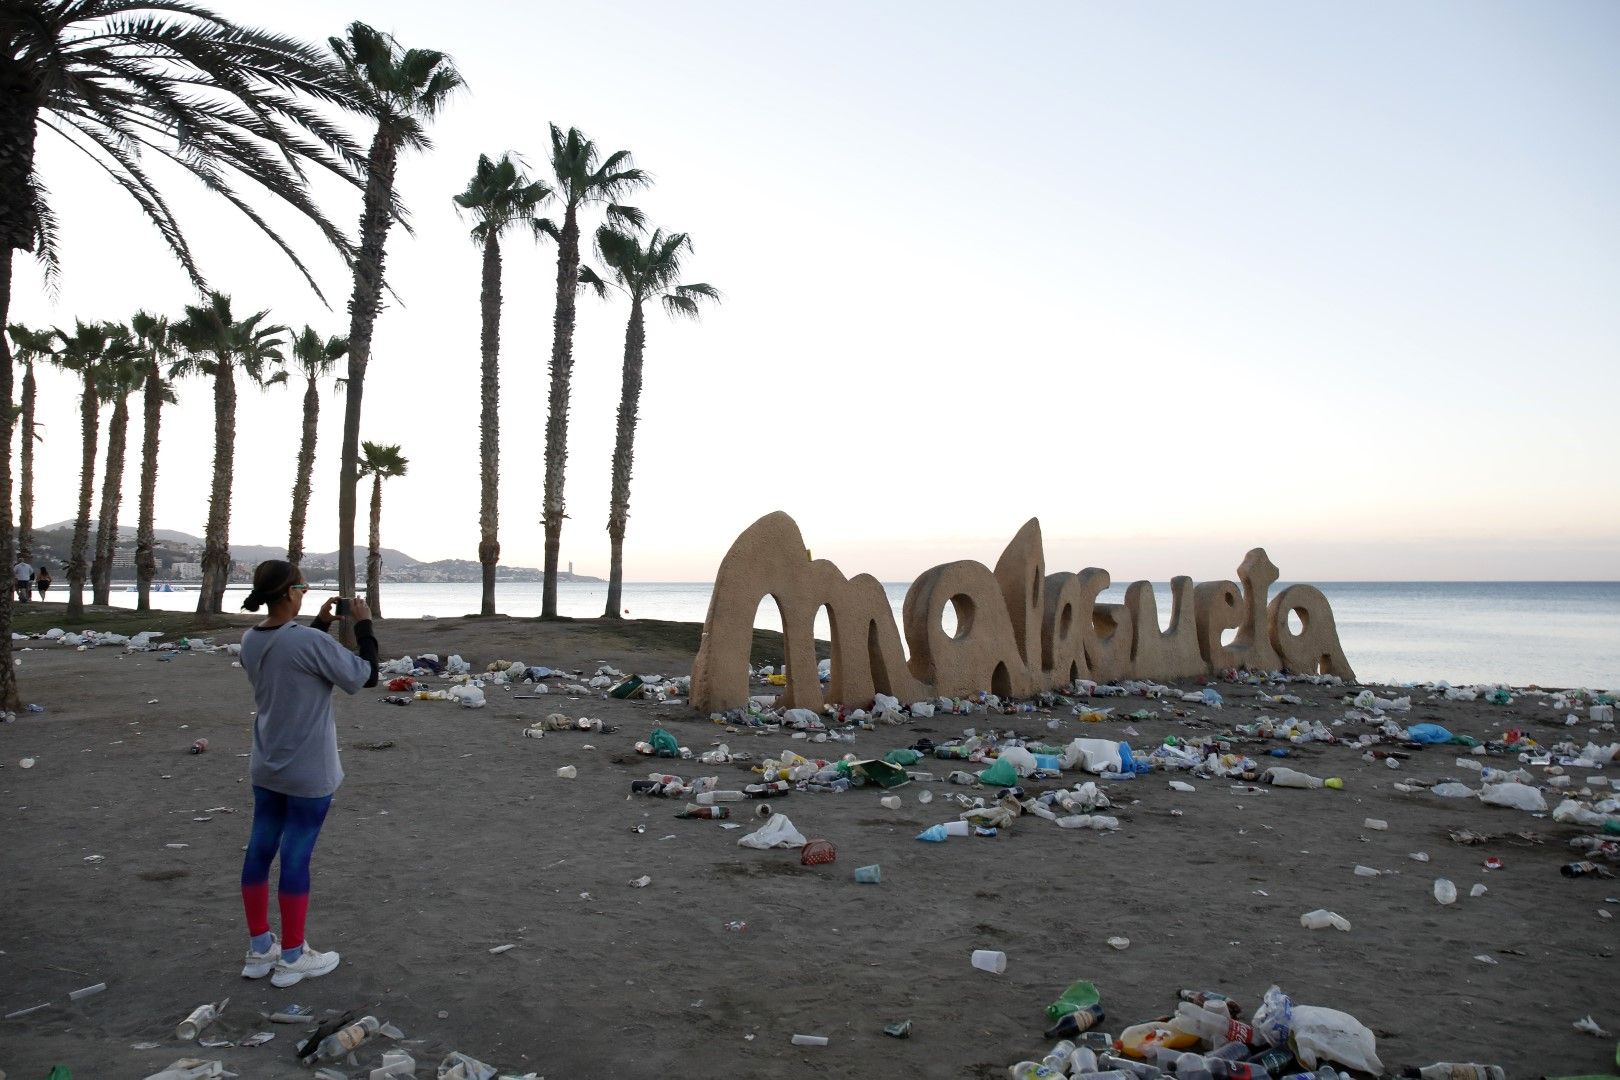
[237,560,379,987]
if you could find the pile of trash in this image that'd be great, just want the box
[382,658,689,710]
[15,627,239,656]
[137,999,537,1080]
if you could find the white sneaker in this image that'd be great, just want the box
[242,935,279,979]
[270,944,340,987]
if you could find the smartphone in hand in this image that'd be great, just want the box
[336,597,351,618]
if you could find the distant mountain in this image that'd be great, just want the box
[29,522,605,581]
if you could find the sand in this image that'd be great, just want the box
[0,611,1616,1078]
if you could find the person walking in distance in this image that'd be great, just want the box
[34,564,52,600]
[13,558,33,603]
[237,560,379,986]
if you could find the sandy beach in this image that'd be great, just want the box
[1,610,1616,1078]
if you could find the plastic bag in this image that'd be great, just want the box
[1431,782,1478,798]
[997,746,1038,777]
[977,756,1019,787]
[1479,781,1546,812]
[1289,1004,1383,1073]
[446,684,485,709]
[1250,984,1294,1048]
[737,814,808,849]
[1066,738,1124,775]
[1405,723,1453,744]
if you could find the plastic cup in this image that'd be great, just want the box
[880,795,901,810]
[971,949,1007,974]
[854,864,881,884]
[943,820,971,837]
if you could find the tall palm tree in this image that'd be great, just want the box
[48,321,132,617]
[453,153,552,616]
[6,324,57,564]
[173,293,288,614]
[537,125,650,618]
[0,2,368,709]
[594,227,719,618]
[358,440,408,619]
[130,311,176,612]
[90,348,148,605]
[329,22,462,617]
[287,327,349,567]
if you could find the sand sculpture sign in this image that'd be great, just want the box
[690,512,1355,713]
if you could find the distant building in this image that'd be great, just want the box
[171,561,203,581]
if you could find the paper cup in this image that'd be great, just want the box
[971,949,1007,974]
[943,820,971,837]
[854,864,881,884]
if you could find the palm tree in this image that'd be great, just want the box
[6,324,57,564]
[358,440,408,618]
[453,153,553,616]
[130,312,176,612]
[48,321,132,617]
[173,293,288,614]
[90,348,148,605]
[594,227,719,618]
[329,22,462,618]
[287,327,349,567]
[537,125,650,618]
[0,2,368,709]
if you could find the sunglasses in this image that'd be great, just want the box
[289,583,310,592]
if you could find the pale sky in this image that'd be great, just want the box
[10,1,1618,583]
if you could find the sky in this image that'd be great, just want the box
[9,0,1619,584]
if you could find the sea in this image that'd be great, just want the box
[106,579,1618,690]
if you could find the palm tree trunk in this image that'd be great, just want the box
[0,248,20,710]
[338,129,399,626]
[197,363,235,614]
[366,472,382,618]
[18,358,34,563]
[477,231,502,616]
[603,299,646,619]
[66,375,98,618]
[0,93,40,251]
[288,374,319,565]
[541,204,582,619]
[135,360,162,611]
[91,396,129,605]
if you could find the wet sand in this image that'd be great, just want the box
[0,614,1616,1078]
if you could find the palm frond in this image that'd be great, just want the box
[605,203,645,231]
[576,264,609,300]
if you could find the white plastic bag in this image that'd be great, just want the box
[1065,738,1122,774]
[444,654,471,676]
[1431,782,1478,798]
[997,746,1038,776]
[736,814,808,849]
[1289,1004,1383,1073]
[446,684,486,709]
[909,701,936,718]
[1478,781,1546,812]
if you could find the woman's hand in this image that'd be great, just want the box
[349,597,372,622]
[317,596,338,622]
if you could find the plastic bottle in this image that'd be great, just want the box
[695,790,744,805]
[1561,860,1612,878]
[1117,1020,1197,1058]
[1007,1063,1060,1079]
[1174,1053,1214,1080]
[1170,1001,1254,1047]
[315,1015,380,1060]
[1261,767,1326,789]
[175,998,225,1040]
[1433,878,1457,905]
[1246,1047,1294,1074]
[1099,1053,1168,1078]
[1040,1039,1077,1071]
[675,804,730,819]
[1406,1066,1507,1080]
[1178,990,1242,1017]
[1067,1047,1101,1073]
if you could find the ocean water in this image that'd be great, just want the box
[107,579,1617,690]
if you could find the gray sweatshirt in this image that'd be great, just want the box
[242,619,378,798]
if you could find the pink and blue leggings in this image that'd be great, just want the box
[241,785,332,951]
